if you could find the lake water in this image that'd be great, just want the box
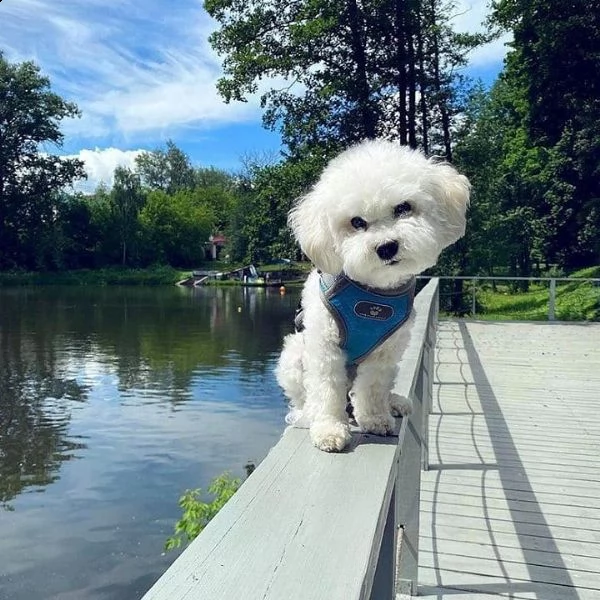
[0,284,300,600]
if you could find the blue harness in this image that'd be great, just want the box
[295,273,416,366]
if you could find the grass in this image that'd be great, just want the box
[465,267,600,321]
[0,265,188,286]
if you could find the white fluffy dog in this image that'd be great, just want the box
[276,139,470,452]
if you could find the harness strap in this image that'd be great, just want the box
[295,272,416,366]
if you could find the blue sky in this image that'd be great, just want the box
[0,0,509,190]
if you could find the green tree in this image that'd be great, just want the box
[194,166,235,190]
[135,140,195,194]
[0,53,86,270]
[489,0,600,268]
[139,189,215,266]
[229,154,325,263]
[205,0,482,159]
[110,167,145,266]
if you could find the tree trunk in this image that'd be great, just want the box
[347,0,376,138]
[429,0,452,161]
[416,1,429,154]
[407,0,418,148]
[395,0,408,144]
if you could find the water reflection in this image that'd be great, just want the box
[0,289,90,508]
[0,284,299,599]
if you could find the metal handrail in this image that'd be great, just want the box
[418,275,599,321]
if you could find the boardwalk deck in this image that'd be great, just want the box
[419,320,600,600]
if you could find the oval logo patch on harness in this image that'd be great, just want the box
[354,301,394,320]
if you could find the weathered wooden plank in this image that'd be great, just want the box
[420,525,600,560]
[418,568,597,600]
[432,400,600,415]
[428,436,600,459]
[420,488,600,518]
[420,552,600,591]
[417,585,544,600]
[420,480,600,509]
[142,426,401,600]
[429,415,600,441]
[421,507,600,543]
[419,539,600,574]
[426,451,600,475]
[421,490,600,521]
[430,430,600,453]
[424,470,600,492]
[422,470,600,497]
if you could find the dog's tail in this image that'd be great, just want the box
[275,332,306,425]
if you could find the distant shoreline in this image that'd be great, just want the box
[0,266,187,286]
[0,264,310,287]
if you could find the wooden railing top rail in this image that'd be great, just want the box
[141,278,440,600]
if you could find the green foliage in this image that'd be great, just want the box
[0,53,86,270]
[3,8,599,278]
[165,472,241,551]
[110,167,146,265]
[453,0,600,278]
[466,0,600,272]
[228,154,325,263]
[474,278,600,321]
[135,140,196,194]
[0,266,186,287]
[139,190,215,267]
[206,0,484,157]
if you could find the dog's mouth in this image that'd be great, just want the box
[386,259,400,266]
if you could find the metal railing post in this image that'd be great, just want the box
[548,278,556,321]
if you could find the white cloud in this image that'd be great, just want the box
[65,147,145,192]
[0,0,261,141]
[451,0,512,67]
[467,33,512,68]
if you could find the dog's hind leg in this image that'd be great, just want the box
[390,392,412,416]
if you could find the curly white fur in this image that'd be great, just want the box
[276,139,470,452]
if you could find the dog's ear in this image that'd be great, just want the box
[288,190,343,274]
[431,162,471,247]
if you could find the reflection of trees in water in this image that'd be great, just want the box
[99,285,299,392]
[0,290,89,507]
[0,285,299,503]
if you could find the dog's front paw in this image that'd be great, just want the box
[310,420,351,452]
[356,413,396,436]
[390,393,412,417]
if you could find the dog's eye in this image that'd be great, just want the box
[350,216,368,230]
[394,202,412,217]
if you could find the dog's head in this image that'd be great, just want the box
[288,139,470,288]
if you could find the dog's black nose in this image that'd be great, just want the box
[376,241,399,261]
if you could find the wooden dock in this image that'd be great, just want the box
[420,320,600,599]
[141,279,600,600]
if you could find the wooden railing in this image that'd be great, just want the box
[141,278,439,600]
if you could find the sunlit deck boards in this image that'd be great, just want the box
[418,320,600,600]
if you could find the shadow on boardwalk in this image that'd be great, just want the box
[419,320,600,600]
